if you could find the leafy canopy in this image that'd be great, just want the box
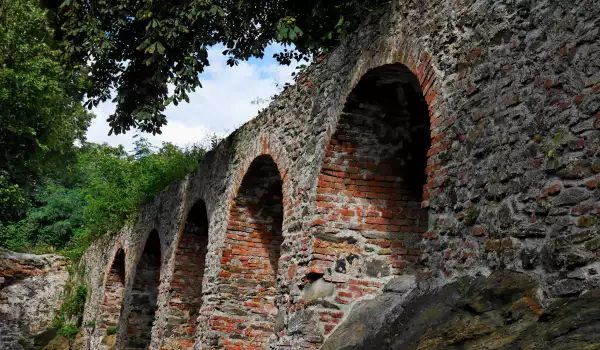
[45,0,390,135]
[0,136,209,258]
[0,0,92,221]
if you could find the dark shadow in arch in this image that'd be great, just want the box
[315,63,431,276]
[101,248,126,330]
[344,64,431,197]
[125,230,161,349]
[217,154,283,347]
[163,199,209,347]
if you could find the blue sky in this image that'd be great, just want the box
[86,44,299,151]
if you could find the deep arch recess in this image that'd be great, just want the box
[213,154,284,348]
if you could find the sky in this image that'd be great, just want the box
[86,45,299,151]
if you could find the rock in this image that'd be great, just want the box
[559,248,594,269]
[364,259,391,278]
[0,249,69,350]
[550,278,586,297]
[585,237,600,251]
[555,187,592,206]
[301,278,335,300]
[322,292,410,350]
[323,271,600,349]
[383,275,416,294]
[288,310,324,343]
[511,223,548,238]
[520,248,539,270]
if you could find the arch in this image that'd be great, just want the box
[216,154,284,347]
[101,248,126,333]
[125,230,162,349]
[312,63,431,323]
[163,200,210,348]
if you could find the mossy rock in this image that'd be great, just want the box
[324,271,600,350]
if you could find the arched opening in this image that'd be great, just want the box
[101,249,126,331]
[125,230,161,349]
[314,63,430,299]
[216,155,283,347]
[163,200,209,347]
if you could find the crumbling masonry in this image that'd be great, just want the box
[80,0,600,349]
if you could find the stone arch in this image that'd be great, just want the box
[216,154,284,348]
[163,199,210,348]
[310,63,432,332]
[101,248,126,333]
[125,229,162,349]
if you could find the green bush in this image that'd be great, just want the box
[1,136,208,258]
[58,323,79,340]
[106,327,117,336]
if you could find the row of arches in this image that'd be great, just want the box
[98,63,432,348]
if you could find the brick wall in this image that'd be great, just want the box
[212,155,284,349]
[308,64,431,337]
[101,249,126,331]
[80,1,600,348]
[160,201,209,349]
[125,231,161,349]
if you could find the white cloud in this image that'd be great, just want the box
[86,45,299,151]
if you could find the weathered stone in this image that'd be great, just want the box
[555,187,592,206]
[301,278,335,300]
[585,237,600,252]
[0,250,69,350]
[511,223,548,238]
[520,248,539,270]
[550,278,586,297]
[288,310,324,343]
[383,275,416,294]
[364,259,390,278]
[324,272,600,349]
[578,215,598,227]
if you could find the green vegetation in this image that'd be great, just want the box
[464,208,480,226]
[52,284,87,329]
[1,136,207,258]
[106,327,117,336]
[546,132,563,170]
[43,0,391,135]
[0,0,92,223]
[58,323,79,340]
[0,0,223,258]
[51,283,87,348]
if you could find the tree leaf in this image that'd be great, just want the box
[156,42,165,54]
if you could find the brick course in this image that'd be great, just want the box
[100,249,126,331]
[159,201,209,349]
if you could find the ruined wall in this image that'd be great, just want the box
[0,249,69,349]
[79,0,600,348]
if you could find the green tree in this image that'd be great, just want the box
[76,137,206,241]
[64,137,206,258]
[44,0,389,135]
[0,185,85,252]
[0,0,93,221]
[0,136,208,256]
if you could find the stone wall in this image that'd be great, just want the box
[79,0,600,348]
[0,249,69,349]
